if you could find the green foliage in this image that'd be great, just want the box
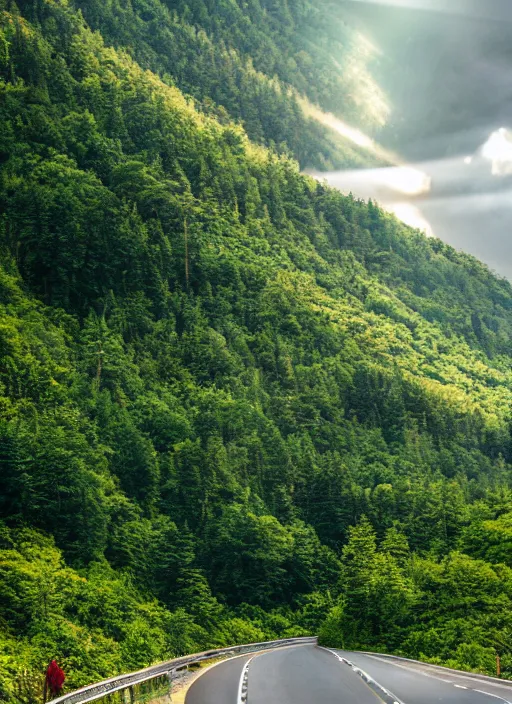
[1,0,512,696]
[69,0,387,169]
[319,518,512,675]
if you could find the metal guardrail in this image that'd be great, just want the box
[50,636,317,704]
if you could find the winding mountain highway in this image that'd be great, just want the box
[185,643,512,704]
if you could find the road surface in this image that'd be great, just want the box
[185,643,512,704]
[337,650,512,704]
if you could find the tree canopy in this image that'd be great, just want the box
[1,0,512,699]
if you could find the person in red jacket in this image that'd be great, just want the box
[43,660,65,701]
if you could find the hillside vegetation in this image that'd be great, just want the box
[0,0,512,700]
[65,0,389,169]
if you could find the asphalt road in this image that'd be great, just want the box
[185,644,512,704]
[248,645,383,704]
[337,651,512,704]
[185,644,382,704]
[185,653,253,704]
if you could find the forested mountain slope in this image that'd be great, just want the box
[59,0,388,169]
[1,0,512,700]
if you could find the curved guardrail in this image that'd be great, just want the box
[50,636,317,704]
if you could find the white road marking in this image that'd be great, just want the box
[473,689,512,704]
[235,643,312,704]
[352,653,512,704]
[454,679,512,693]
[367,655,453,683]
[237,656,254,704]
[320,648,406,704]
[366,655,512,693]
[184,650,255,704]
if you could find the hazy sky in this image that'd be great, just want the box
[343,0,512,23]
[329,0,512,279]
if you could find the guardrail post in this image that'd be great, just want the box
[167,671,173,701]
[129,685,135,704]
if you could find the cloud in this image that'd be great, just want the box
[313,149,512,277]
[324,1,512,278]
[343,0,512,22]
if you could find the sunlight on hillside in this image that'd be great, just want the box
[298,96,396,165]
[298,25,389,144]
[342,30,391,128]
[388,202,434,235]
[299,98,372,148]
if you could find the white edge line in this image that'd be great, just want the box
[186,642,313,704]
[448,676,512,692]
[361,653,512,687]
[365,654,512,692]
[184,651,252,703]
[474,689,512,704]
[237,655,254,704]
[319,648,405,704]
[367,654,453,683]
[235,643,311,704]
[359,654,512,703]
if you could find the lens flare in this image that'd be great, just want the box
[307,167,433,236]
[342,0,512,21]
[481,128,512,175]
[381,166,431,195]
[307,165,431,198]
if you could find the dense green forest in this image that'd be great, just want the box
[65,0,389,170]
[1,0,512,701]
